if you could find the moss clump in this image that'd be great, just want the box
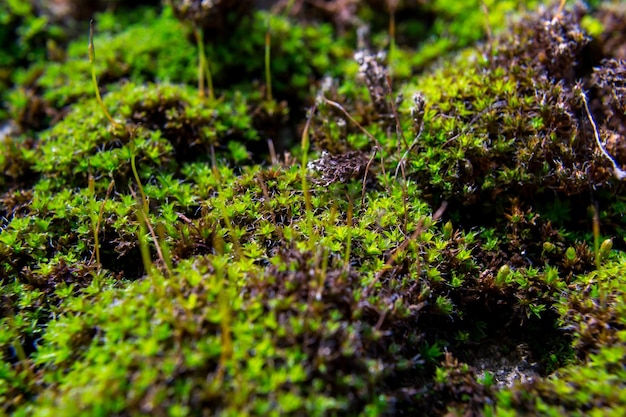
[0,2,166,124]
[0,0,63,121]
[490,257,626,415]
[6,7,198,131]
[29,82,257,187]
[401,8,599,204]
[3,1,626,416]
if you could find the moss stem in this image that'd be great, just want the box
[301,105,315,220]
[193,26,215,101]
[265,17,273,102]
[89,20,121,130]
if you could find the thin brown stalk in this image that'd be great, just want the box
[361,148,378,207]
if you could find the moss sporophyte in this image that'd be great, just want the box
[2,0,626,415]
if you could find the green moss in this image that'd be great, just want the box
[2,1,626,416]
[0,1,56,120]
[0,3,169,124]
[357,0,543,78]
[487,256,626,415]
[5,7,198,129]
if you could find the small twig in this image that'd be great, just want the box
[384,74,410,233]
[321,96,388,189]
[322,97,382,150]
[210,143,217,172]
[395,94,426,179]
[374,307,388,332]
[394,142,416,179]
[580,91,626,180]
[361,147,378,207]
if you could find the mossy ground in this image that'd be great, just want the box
[2,0,626,416]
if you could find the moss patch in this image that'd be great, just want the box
[2,1,626,416]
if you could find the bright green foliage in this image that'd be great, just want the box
[206,10,353,97]
[361,0,542,78]
[400,0,542,71]
[0,4,166,123]
[5,7,198,128]
[488,256,626,415]
[0,1,54,120]
[29,82,257,186]
[2,1,626,416]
